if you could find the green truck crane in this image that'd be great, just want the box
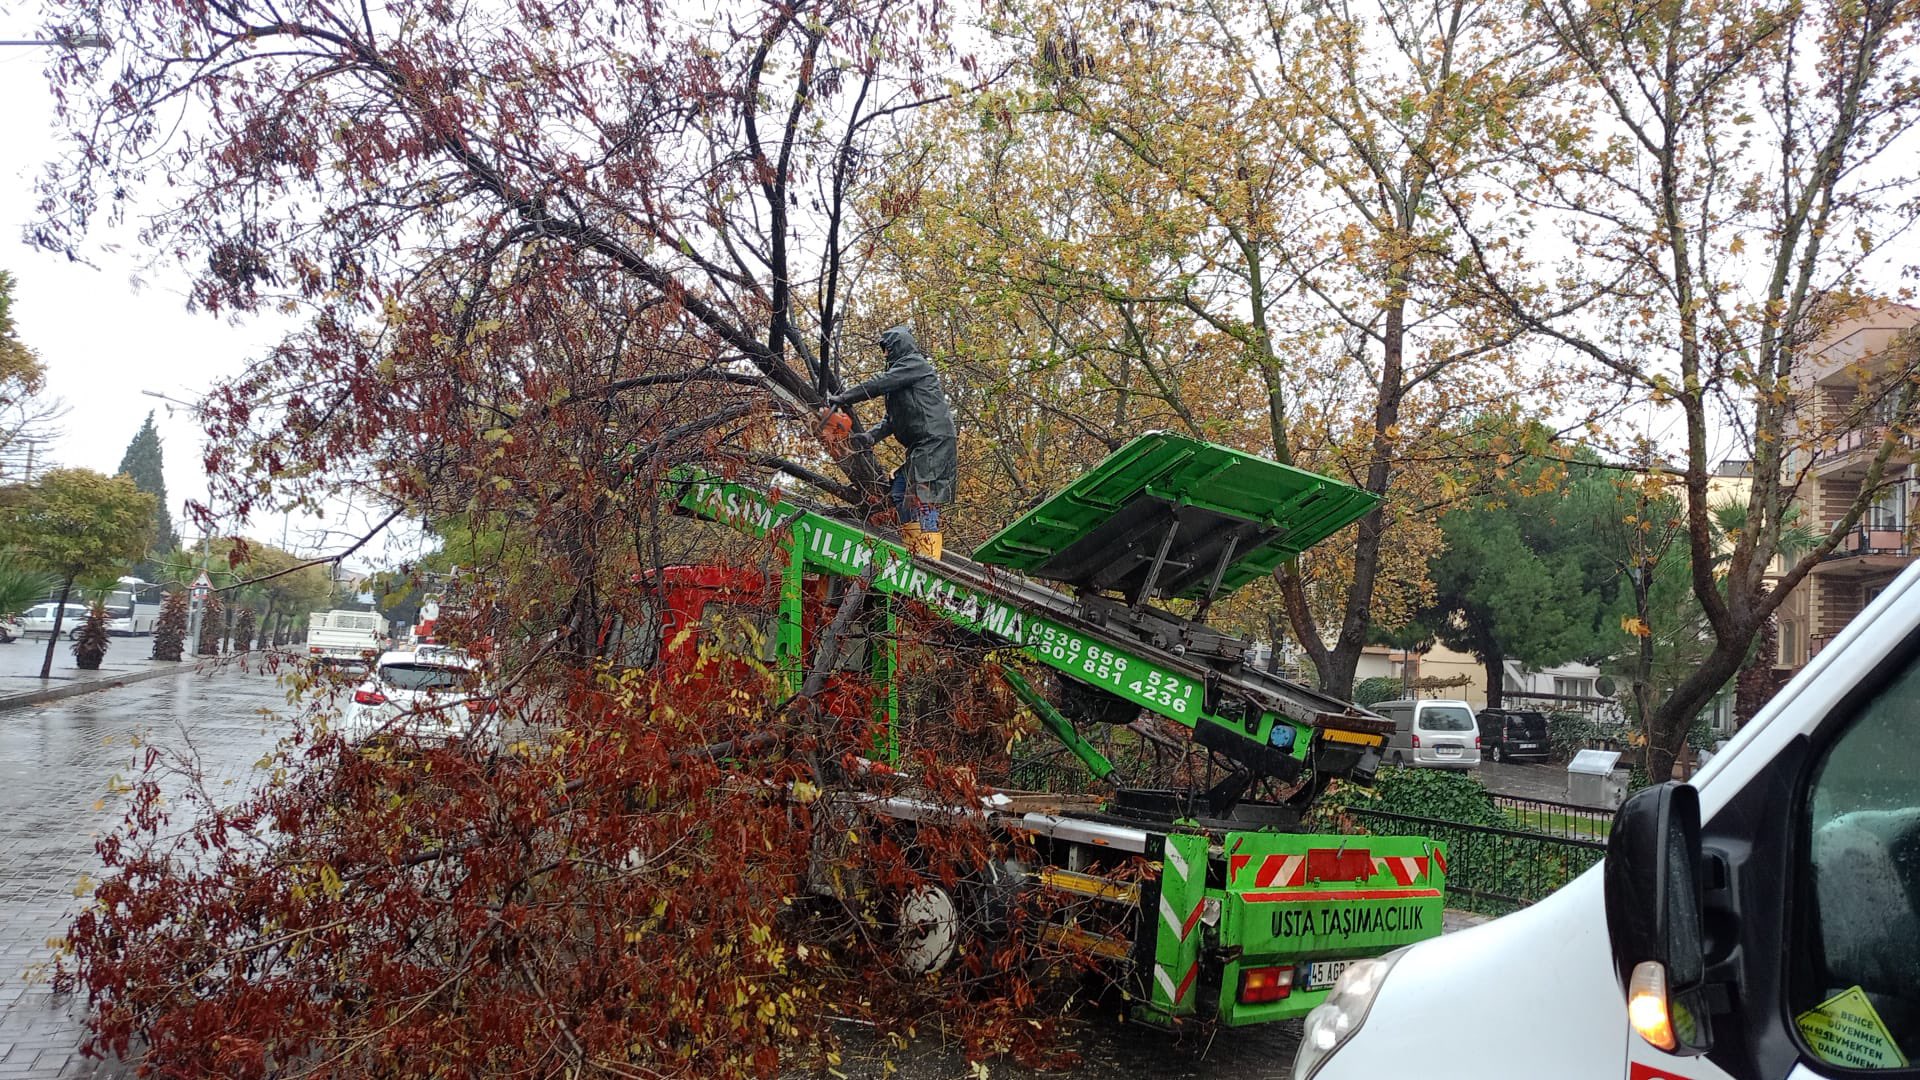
[662,432,1447,1028]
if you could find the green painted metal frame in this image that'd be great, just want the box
[998,664,1114,782]
[671,470,1316,777]
[970,432,1381,600]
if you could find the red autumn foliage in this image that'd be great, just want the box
[61,560,1108,1077]
[23,0,1089,1072]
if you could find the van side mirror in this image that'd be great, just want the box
[1604,782,1712,1055]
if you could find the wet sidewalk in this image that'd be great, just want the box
[0,670,290,1077]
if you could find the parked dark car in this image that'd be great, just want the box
[1477,708,1551,763]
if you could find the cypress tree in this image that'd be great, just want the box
[115,412,176,561]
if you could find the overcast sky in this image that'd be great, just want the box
[0,37,421,569]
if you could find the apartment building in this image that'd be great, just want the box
[1778,300,1920,673]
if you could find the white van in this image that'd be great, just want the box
[1371,698,1482,769]
[1294,562,1920,1080]
[19,602,95,639]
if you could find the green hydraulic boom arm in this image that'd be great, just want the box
[671,433,1392,800]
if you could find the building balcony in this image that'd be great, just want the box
[1810,425,1914,479]
[1809,525,1917,577]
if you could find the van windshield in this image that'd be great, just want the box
[1418,706,1476,732]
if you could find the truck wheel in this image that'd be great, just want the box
[895,883,960,976]
[1391,751,1406,766]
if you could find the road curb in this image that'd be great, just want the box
[0,663,187,713]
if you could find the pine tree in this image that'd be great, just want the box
[115,412,176,563]
[196,590,223,656]
[152,589,188,661]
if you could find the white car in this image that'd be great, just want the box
[19,602,96,639]
[342,647,497,747]
[0,617,20,643]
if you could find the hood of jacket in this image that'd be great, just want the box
[879,325,922,367]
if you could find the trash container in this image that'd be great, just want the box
[1567,749,1625,809]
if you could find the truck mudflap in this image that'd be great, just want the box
[1130,831,1448,1027]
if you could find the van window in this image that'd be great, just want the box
[1415,705,1475,732]
[379,663,472,692]
[1508,712,1548,738]
[1790,652,1918,1069]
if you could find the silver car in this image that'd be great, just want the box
[1371,699,1483,769]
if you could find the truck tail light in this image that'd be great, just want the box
[468,697,498,715]
[1238,966,1293,1004]
[309,646,324,654]
[1475,735,1482,748]
[353,689,387,706]
[1411,734,1421,749]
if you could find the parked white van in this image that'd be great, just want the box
[1371,698,1482,769]
[1295,561,1920,1080]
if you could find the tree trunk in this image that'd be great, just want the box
[1733,615,1780,729]
[1646,627,1751,782]
[1483,652,1504,709]
[39,574,73,680]
[1282,287,1410,704]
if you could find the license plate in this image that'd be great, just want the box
[1306,960,1352,990]
[1436,745,1461,757]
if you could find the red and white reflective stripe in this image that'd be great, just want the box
[1229,853,1251,882]
[1164,842,1191,884]
[1154,960,1200,1005]
[1255,854,1305,888]
[1240,887,1443,903]
[1159,894,1205,941]
[1431,847,1448,873]
[1371,855,1429,886]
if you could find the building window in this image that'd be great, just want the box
[1553,676,1593,700]
[1865,482,1909,531]
[1778,620,1799,668]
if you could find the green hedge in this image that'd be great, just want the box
[1352,677,1404,708]
[1312,767,1604,916]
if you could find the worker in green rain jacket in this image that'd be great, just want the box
[825,325,958,560]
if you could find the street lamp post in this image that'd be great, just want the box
[0,32,110,48]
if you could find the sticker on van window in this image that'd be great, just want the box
[1794,985,1910,1069]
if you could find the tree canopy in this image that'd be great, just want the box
[1,468,156,582]
[1420,477,1607,708]
[0,468,156,676]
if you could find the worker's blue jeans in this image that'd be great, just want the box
[891,471,940,531]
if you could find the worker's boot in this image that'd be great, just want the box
[900,522,942,560]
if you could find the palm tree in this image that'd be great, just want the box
[1708,500,1821,569]
[70,575,121,670]
[0,556,55,642]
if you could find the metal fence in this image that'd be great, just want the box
[1343,806,1607,917]
[1490,794,1614,841]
